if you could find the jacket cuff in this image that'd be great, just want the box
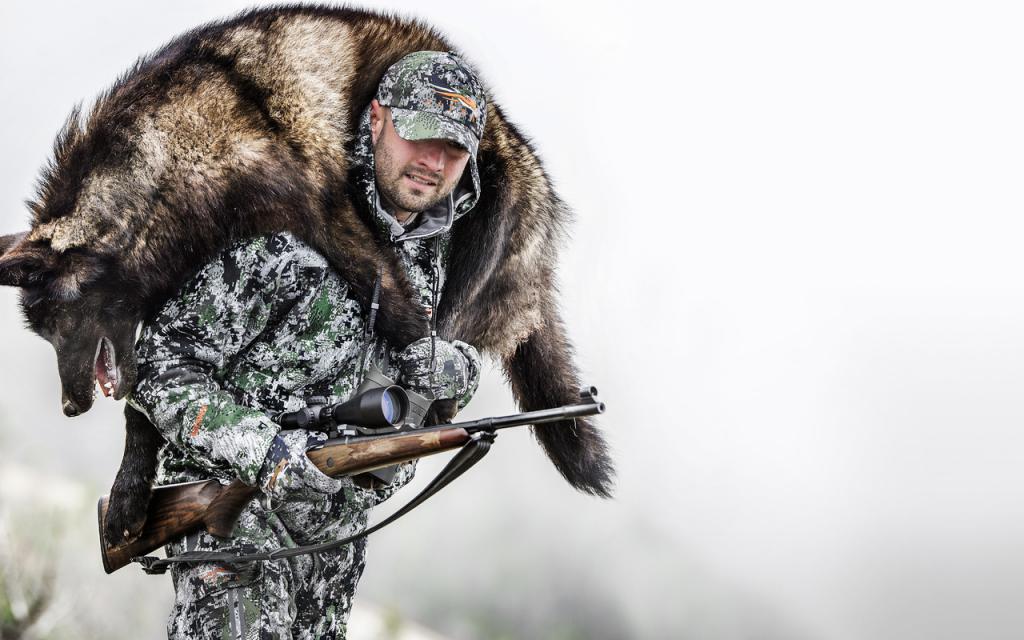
[188,407,280,487]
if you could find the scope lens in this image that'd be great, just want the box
[381,389,402,424]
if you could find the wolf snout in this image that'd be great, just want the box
[62,396,82,417]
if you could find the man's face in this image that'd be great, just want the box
[370,100,471,218]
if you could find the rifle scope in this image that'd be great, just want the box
[276,385,409,431]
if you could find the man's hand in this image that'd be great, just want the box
[257,430,343,502]
[395,337,480,403]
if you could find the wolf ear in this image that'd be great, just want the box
[0,231,28,255]
[0,236,51,288]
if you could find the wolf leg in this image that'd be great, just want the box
[104,404,164,546]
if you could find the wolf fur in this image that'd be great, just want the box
[0,6,614,543]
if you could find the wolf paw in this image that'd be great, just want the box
[103,481,152,546]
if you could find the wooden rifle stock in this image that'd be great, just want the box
[99,427,471,573]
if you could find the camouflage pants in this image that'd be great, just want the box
[164,481,378,640]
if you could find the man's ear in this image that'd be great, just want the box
[0,236,51,288]
[369,99,385,144]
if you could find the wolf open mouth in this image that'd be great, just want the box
[93,336,119,398]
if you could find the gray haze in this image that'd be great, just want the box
[1,1,1022,638]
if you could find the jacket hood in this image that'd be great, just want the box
[352,105,481,243]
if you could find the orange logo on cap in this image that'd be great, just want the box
[430,84,478,111]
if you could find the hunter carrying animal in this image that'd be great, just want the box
[0,7,614,637]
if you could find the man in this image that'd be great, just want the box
[129,51,486,639]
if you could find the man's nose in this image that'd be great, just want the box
[415,141,446,172]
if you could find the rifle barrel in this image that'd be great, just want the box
[456,400,606,433]
[325,400,606,446]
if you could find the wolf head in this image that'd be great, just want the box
[0,232,141,416]
[0,55,317,417]
[1,102,166,416]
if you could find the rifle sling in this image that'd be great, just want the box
[133,429,496,575]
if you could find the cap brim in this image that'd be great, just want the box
[390,107,479,158]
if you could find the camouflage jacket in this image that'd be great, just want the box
[128,230,480,493]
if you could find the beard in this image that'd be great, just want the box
[373,138,457,215]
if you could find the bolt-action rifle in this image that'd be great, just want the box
[98,375,604,574]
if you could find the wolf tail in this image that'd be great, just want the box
[504,300,615,498]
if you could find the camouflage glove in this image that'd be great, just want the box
[395,337,480,402]
[257,430,343,502]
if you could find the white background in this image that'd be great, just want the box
[1,1,1023,638]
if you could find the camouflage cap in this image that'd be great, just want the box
[376,51,487,159]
